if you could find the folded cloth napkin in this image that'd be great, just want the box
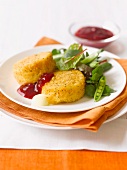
[0,37,127,131]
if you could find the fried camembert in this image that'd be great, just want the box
[13,52,56,85]
[42,70,85,104]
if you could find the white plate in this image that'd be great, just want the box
[0,44,127,130]
[0,45,126,114]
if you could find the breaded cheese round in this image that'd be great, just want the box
[13,52,56,85]
[42,70,85,104]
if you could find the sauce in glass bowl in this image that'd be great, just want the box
[75,26,114,41]
[69,21,120,48]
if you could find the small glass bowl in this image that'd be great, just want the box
[69,20,120,48]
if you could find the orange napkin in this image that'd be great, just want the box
[0,37,127,131]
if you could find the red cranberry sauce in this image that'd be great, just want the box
[17,73,54,99]
[75,26,114,41]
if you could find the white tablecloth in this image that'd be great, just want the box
[0,110,127,151]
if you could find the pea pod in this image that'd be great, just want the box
[94,76,106,102]
[91,65,103,81]
[100,62,112,72]
[91,62,112,81]
[92,64,103,76]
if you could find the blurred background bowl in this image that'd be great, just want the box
[69,20,120,48]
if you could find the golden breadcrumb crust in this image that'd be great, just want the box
[13,52,56,85]
[42,70,85,104]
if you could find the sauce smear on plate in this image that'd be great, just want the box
[17,73,54,99]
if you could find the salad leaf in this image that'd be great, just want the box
[68,43,83,50]
[81,49,104,64]
[64,43,84,58]
[64,49,82,58]
[89,60,99,68]
[53,43,86,70]
[86,51,89,57]
[56,53,83,70]
[102,85,116,96]
[85,84,96,97]
[76,63,93,80]
[52,48,66,55]
[52,49,61,55]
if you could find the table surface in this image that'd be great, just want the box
[0,0,127,169]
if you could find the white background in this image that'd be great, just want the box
[0,0,127,60]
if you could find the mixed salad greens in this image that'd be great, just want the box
[52,43,115,102]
